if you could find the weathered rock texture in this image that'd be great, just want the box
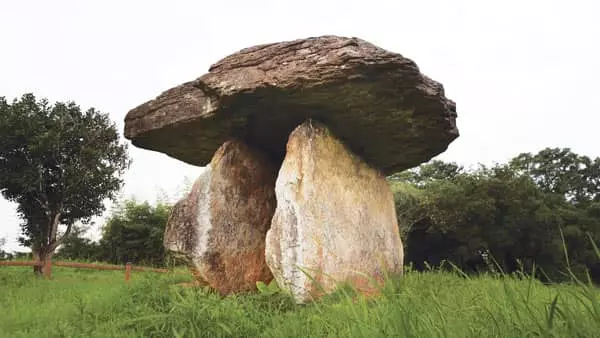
[124,35,458,175]
[265,120,404,303]
[163,139,276,294]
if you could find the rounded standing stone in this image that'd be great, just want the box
[163,139,276,294]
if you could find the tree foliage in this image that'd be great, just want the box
[98,200,172,266]
[55,199,174,267]
[391,150,600,283]
[510,147,600,204]
[0,237,8,260]
[0,94,130,273]
[389,160,463,185]
[55,226,101,261]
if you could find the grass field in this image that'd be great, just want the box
[1,264,599,338]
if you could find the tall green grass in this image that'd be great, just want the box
[1,261,599,338]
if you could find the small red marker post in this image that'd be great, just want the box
[125,262,132,283]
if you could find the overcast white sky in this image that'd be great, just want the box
[1,0,598,252]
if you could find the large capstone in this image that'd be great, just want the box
[124,35,458,175]
[163,139,276,294]
[265,120,404,303]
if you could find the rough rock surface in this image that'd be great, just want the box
[124,35,458,175]
[163,139,276,294]
[265,120,404,303]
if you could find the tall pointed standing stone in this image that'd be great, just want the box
[265,120,404,303]
[164,140,276,294]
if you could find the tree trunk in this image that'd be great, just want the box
[30,212,64,277]
[32,249,43,276]
[42,252,53,279]
[31,247,53,277]
[30,212,65,277]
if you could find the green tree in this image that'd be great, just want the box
[510,147,600,204]
[389,160,463,185]
[99,199,172,266]
[392,160,600,282]
[55,226,101,261]
[0,94,130,275]
[0,237,7,260]
[389,180,426,245]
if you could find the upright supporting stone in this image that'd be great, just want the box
[164,140,276,294]
[265,120,404,303]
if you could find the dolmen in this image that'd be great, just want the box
[123,35,459,303]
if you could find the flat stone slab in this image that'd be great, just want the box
[265,120,404,303]
[163,139,276,294]
[124,35,458,175]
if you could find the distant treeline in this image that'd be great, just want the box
[1,201,180,267]
[2,147,598,283]
[391,147,600,283]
